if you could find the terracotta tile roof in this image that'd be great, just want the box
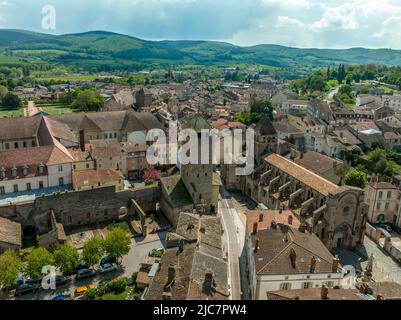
[73,169,123,189]
[0,145,72,180]
[0,217,21,246]
[0,115,41,140]
[251,227,338,276]
[265,154,339,196]
[246,210,301,233]
[267,288,364,300]
[294,151,343,175]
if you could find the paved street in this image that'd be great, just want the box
[219,185,250,300]
[333,237,401,285]
[121,232,167,277]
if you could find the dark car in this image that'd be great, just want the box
[15,284,39,297]
[55,276,69,287]
[76,269,96,280]
[100,256,117,266]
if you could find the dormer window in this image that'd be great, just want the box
[38,163,44,175]
[0,167,5,179]
[11,167,17,178]
[23,165,29,176]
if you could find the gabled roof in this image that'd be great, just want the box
[182,114,211,133]
[252,227,337,275]
[255,114,276,135]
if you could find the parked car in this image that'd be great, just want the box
[378,224,393,233]
[53,295,72,301]
[100,256,117,266]
[149,248,164,258]
[15,284,40,297]
[76,269,96,280]
[75,285,95,296]
[55,276,69,287]
[98,263,118,274]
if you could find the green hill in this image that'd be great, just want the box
[0,29,401,69]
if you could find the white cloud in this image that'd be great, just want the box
[276,16,305,28]
[372,16,401,41]
[262,0,313,8]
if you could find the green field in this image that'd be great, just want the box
[0,106,24,117]
[0,53,23,64]
[39,104,77,115]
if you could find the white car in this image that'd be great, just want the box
[98,263,118,274]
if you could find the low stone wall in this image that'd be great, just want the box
[0,184,161,235]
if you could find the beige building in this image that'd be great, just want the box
[89,139,127,177]
[365,177,400,225]
[0,144,73,195]
[72,169,125,192]
[247,224,344,300]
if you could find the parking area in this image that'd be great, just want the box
[1,231,168,301]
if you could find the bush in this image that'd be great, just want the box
[85,288,97,300]
[109,278,128,294]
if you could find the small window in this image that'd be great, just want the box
[59,177,64,186]
[279,283,292,291]
[23,141,27,148]
[378,191,383,199]
[0,186,5,194]
[376,203,382,210]
[39,181,44,189]
[26,183,31,191]
[13,184,18,193]
[32,141,36,147]
[14,142,19,149]
[58,165,63,172]
[303,282,313,289]
[5,143,10,150]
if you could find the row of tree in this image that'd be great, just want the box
[0,228,131,289]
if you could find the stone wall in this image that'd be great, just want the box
[0,184,161,235]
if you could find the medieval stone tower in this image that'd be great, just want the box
[254,113,278,165]
[180,114,214,212]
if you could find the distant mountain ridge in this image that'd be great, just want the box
[1,29,401,69]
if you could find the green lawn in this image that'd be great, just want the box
[40,105,78,115]
[0,106,24,118]
[97,287,131,301]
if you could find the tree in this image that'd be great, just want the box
[103,228,131,260]
[1,93,21,109]
[339,84,353,96]
[53,244,79,274]
[0,85,8,99]
[374,159,388,174]
[344,170,367,189]
[82,238,104,267]
[249,99,274,120]
[0,251,22,289]
[72,89,104,112]
[24,248,53,280]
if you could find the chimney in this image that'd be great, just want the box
[290,248,297,268]
[279,207,283,214]
[254,238,260,253]
[259,213,264,223]
[332,256,340,273]
[321,285,329,300]
[310,256,317,273]
[252,222,258,235]
[298,224,307,234]
[288,215,293,225]
[167,265,176,284]
[280,224,289,234]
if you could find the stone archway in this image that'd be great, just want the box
[332,224,350,248]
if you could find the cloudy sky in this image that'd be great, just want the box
[1,0,401,48]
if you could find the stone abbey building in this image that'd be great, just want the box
[222,114,369,250]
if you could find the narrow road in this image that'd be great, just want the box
[26,101,39,117]
[219,193,242,300]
